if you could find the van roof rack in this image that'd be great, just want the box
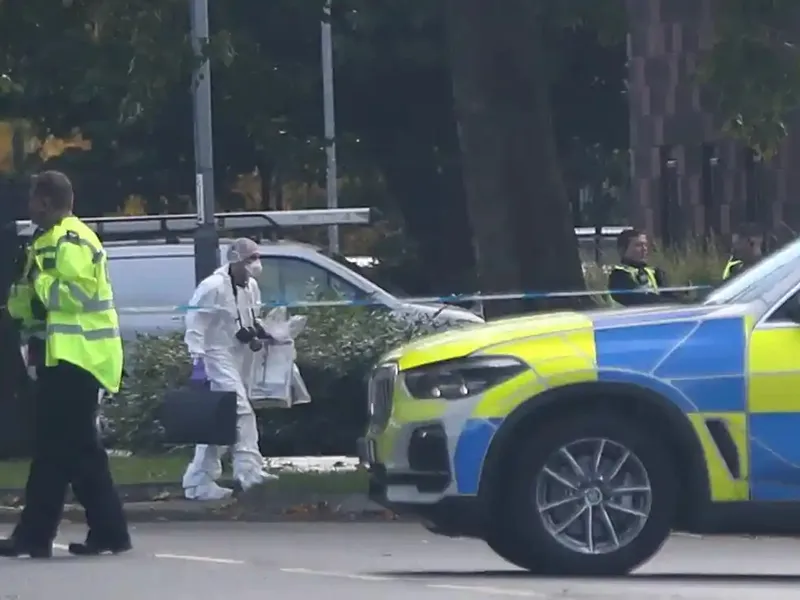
[16,208,374,242]
[574,226,631,237]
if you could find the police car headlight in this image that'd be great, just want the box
[403,356,526,400]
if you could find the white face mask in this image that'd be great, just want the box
[244,259,263,278]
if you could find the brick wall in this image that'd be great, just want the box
[626,0,757,241]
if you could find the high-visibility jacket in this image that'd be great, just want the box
[608,263,662,307]
[722,257,743,280]
[611,264,659,291]
[27,216,123,393]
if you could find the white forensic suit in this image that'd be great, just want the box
[182,263,273,501]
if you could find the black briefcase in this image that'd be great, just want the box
[159,383,238,446]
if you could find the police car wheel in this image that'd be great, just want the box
[501,411,677,576]
[485,531,546,573]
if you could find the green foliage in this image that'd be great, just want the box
[106,308,457,455]
[650,239,727,289]
[104,333,192,453]
[700,0,800,157]
[0,0,204,137]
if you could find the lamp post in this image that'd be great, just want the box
[321,0,339,253]
[190,0,219,282]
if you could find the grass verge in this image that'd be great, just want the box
[0,455,368,494]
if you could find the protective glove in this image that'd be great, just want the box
[30,296,47,320]
[190,357,207,382]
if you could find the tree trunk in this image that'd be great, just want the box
[445,0,586,316]
[257,159,276,210]
[376,139,475,294]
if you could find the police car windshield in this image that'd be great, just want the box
[703,237,800,305]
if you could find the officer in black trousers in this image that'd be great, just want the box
[0,171,131,559]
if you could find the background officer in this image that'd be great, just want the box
[608,228,670,307]
[723,223,763,280]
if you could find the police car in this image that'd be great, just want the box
[360,234,800,576]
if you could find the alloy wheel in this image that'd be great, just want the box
[534,437,652,555]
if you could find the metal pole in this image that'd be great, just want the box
[321,0,339,254]
[190,0,219,283]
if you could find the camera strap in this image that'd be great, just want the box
[228,266,257,328]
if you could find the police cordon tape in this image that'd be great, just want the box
[103,284,712,315]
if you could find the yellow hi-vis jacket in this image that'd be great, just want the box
[722,257,743,280]
[20,216,122,393]
[611,264,659,290]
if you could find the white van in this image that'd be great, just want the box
[107,238,484,339]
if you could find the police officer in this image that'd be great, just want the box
[723,223,763,280]
[607,228,670,306]
[0,171,131,558]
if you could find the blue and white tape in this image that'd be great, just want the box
[109,284,711,315]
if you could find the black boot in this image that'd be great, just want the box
[0,537,52,559]
[67,538,132,556]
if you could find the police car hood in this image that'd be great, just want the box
[381,302,746,370]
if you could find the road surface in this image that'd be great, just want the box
[2,522,800,599]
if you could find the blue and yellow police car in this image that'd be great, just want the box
[359,237,800,575]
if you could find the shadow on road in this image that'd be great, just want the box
[369,570,800,583]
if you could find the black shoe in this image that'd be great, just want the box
[67,539,132,556]
[0,537,52,558]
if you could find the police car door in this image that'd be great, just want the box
[747,289,800,500]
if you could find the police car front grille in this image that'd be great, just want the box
[368,363,397,431]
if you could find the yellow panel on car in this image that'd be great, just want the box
[687,412,749,501]
[395,312,594,371]
[472,318,597,419]
[748,328,800,413]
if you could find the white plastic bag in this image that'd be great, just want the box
[291,364,312,405]
[250,341,294,403]
[248,307,309,407]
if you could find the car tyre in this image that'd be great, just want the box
[485,530,545,573]
[495,411,677,576]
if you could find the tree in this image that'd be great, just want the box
[445,0,591,314]
[330,0,628,294]
[0,0,236,213]
[700,0,800,157]
[0,0,630,296]
[332,0,476,293]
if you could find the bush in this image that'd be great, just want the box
[105,308,456,455]
[103,334,192,454]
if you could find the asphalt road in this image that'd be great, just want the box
[3,522,800,599]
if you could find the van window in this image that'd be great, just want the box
[108,255,197,309]
[259,257,362,306]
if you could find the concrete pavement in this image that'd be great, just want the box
[2,522,800,599]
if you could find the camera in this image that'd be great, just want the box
[253,322,270,340]
[235,326,257,344]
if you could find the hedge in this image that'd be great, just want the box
[103,307,457,455]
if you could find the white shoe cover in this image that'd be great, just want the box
[184,481,234,501]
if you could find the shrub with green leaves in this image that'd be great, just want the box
[103,333,192,454]
[105,308,457,455]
